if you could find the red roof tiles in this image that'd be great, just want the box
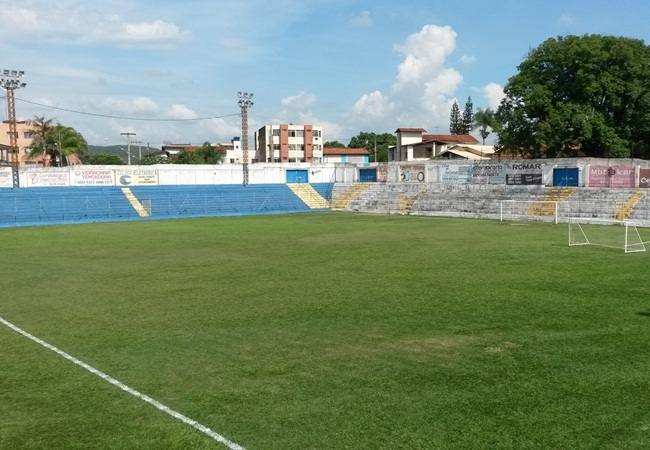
[323,147,369,155]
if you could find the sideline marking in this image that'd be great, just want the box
[0,315,245,450]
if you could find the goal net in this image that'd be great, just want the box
[568,217,647,253]
[500,200,568,224]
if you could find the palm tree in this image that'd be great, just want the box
[28,122,88,166]
[473,108,496,144]
[28,116,54,163]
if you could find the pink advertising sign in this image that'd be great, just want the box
[588,165,635,188]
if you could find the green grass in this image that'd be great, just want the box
[1,212,649,449]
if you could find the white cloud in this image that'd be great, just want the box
[0,4,185,45]
[353,90,393,119]
[101,96,159,115]
[460,54,476,64]
[203,118,241,141]
[280,91,316,110]
[483,82,505,110]
[351,10,372,28]
[347,24,463,131]
[394,25,457,90]
[166,104,198,120]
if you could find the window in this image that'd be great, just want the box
[230,158,235,163]
[272,129,280,136]
[23,131,34,139]
[288,130,297,137]
[313,130,321,138]
[273,144,280,150]
[296,130,304,137]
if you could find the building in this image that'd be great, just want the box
[437,144,496,160]
[0,120,37,166]
[322,147,369,164]
[390,128,480,161]
[255,124,324,163]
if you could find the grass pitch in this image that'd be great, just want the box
[1,212,649,449]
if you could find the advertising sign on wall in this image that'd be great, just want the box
[25,171,70,187]
[639,168,650,188]
[505,162,543,185]
[399,164,425,182]
[115,168,159,186]
[70,169,115,186]
[471,163,504,184]
[0,168,13,188]
[441,164,471,184]
[588,165,635,188]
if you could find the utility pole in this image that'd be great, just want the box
[238,92,254,185]
[1,70,26,188]
[120,132,136,165]
[374,135,377,163]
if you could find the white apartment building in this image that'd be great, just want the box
[255,124,324,163]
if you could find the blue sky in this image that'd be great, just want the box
[1,0,649,146]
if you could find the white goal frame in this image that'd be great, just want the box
[500,200,566,224]
[568,217,647,253]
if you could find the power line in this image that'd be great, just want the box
[1,96,240,122]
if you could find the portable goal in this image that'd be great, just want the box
[500,200,567,224]
[568,217,647,253]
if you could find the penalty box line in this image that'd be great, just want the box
[0,315,245,450]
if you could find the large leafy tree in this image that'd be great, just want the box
[29,122,88,166]
[473,108,496,144]
[176,142,225,164]
[348,131,396,162]
[324,140,346,148]
[496,34,650,158]
[82,153,124,165]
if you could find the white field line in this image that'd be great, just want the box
[0,315,245,450]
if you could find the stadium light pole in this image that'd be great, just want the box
[0,69,26,187]
[238,92,254,186]
[120,132,136,165]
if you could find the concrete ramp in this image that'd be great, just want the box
[121,187,151,217]
[287,183,330,209]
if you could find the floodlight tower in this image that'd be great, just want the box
[1,70,26,188]
[238,92,254,185]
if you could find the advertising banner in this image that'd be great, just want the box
[588,165,635,188]
[441,164,471,184]
[115,168,159,186]
[70,169,115,186]
[471,163,504,184]
[639,168,650,188]
[0,168,13,188]
[399,164,425,182]
[25,171,70,187]
[505,162,544,185]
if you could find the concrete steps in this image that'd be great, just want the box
[287,183,330,208]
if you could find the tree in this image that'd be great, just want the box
[324,141,346,148]
[473,108,496,144]
[82,153,124,165]
[175,142,224,164]
[140,152,170,165]
[29,122,88,166]
[449,101,461,134]
[461,96,473,134]
[348,131,396,162]
[495,35,650,158]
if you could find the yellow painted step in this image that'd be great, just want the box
[121,187,150,217]
[287,184,330,209]
[528,188,575,216]
[615,190,646,220]
[331,184,371,210]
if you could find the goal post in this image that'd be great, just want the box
[568,217,647,253]
[500,200,566,224]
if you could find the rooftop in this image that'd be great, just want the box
[323,147,369,155]
[422,134,479,145]
[395,127,427,133]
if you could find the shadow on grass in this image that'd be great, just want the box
[636,310,650,317]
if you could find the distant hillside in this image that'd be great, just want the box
[87,145,161,163]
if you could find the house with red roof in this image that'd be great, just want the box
[322,147,369,164]
[390,128,483,161]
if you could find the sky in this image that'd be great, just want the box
[1,0,649,147]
